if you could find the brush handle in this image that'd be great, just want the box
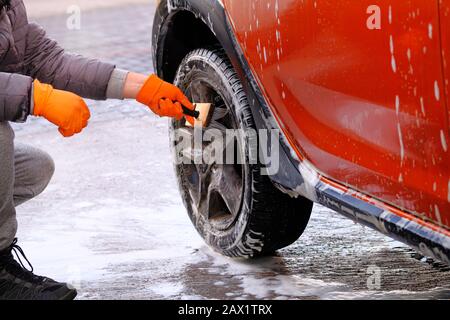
[182,105,200,118]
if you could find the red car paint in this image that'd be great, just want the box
[224,0,450,230]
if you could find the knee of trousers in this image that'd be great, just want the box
[28,149,55,197]
[0,121,15,196]
[0,122,15,145]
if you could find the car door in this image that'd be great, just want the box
[224,0,450,228]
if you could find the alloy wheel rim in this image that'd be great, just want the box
[176,78,245,230]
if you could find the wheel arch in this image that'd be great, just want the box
[152,0,231,83]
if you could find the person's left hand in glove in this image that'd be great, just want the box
[123,72,195,124]
[33,79,91,137]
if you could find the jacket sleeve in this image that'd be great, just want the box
[23,23,115,100]
[0,72,32,122]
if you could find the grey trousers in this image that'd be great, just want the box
[0,122,55,250]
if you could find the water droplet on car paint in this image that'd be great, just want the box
[390,35,395,54]
[395,95,400,114]
[397,124,405,162]
[440,130,448,152]
[434,81,440,101]
[420,97,426,116]
[391,56,397,73]
[448,180,450,202]
[388,6,392,24]
[275,0,279,18]
[434,205,442,224]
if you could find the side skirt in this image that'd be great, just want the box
[316,178,450,264]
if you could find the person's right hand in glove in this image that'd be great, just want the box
[123,73,195,124]
[33,79,91,137]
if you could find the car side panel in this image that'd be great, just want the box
[224,0,450,229]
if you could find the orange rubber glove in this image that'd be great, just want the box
[33,80,90,137]
[136,74,195,124]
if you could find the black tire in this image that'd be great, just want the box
[170,47,313,257]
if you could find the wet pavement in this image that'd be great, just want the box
[11,2,450,299]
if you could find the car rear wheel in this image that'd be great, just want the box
[170,47,313,257]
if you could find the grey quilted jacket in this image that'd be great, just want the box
[0,0,115,122]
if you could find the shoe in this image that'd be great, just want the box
[0,238,77,300]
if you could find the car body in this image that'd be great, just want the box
[152,0,450,263]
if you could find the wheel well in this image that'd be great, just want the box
[160,10,220,82]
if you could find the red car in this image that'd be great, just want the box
[152,0,450,264]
